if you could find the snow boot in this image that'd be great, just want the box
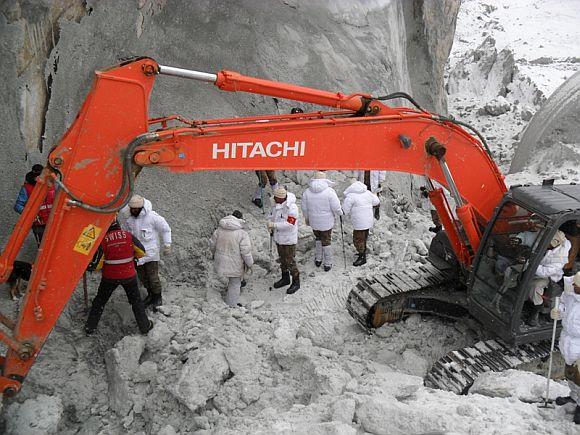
[374,205,380,220]
[286,276,300,294]
[574,405,580,424]
[315,240,323,267]
[353,252,367,267]
[323,246,333,272]
[555,396,575,406]
[273,271,291,289]
[141,319,154,335]
[144,294,162,310]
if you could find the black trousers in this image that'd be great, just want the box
[86,276,149,333]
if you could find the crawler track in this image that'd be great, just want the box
[346,261,551,394]
[346,261,463,330]
[425,339,551,394]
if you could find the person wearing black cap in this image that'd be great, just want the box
[210,210,254,307]
[14,164,56,245]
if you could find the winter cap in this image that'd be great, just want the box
[314,171,327,180]
[574,272,580,288]
[274,186,287,199]
[129,194,145,208]
[232,210,243,219]
[550,230,566,248]
[31,164,43,175]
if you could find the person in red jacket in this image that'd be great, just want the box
[85,220,152,335]
[14,164,56,245]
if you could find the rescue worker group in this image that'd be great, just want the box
[14,166,385,332]
[11,165,580,423]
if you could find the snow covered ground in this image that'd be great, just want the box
[3,1,580,434]
[447,0,580,180]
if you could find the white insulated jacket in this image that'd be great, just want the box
[120,198,172,265]
[558,288,580,365]
[301,179,343,231]
[269,192,299,245]
[535,239,571,282]
[210,215,253,278]
[343,181,380,230]
[356,170,387,193]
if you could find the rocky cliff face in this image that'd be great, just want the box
[0,0,459,261]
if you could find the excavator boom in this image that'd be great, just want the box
[0,57,507,396]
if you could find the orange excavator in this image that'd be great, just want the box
[0,57,579,396]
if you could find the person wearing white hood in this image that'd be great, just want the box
[210,211,254,308]
[528,230,570,326]
[267,186,300,294]
[120,194,172,308]
[551,271,580,424]
[301,171,343,271]
[343,180,380,266]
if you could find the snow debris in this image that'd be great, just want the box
[146,321,175,352]
[105,335,145,415]
[172,349,231,411]
[5,394,63,435]
[331,397,356,424]
[8,2,580,434]
[157,424,178,435]
[470,369,570,403]
[355,396,444,435]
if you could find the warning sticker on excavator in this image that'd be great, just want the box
[73,224,102,255]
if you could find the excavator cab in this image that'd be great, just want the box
[469,184,580,346]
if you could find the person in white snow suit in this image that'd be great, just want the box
[356,170,386,220]
[342,180,380,267]
[551,271,580,424]
[301,171,343,271]
[528,230,570,326]
[120,194,172,308]
[268,186,300,294]
[210,210,254,308]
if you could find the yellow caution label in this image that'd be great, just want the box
[73,224,102,255]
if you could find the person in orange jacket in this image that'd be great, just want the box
[14,164,56,245]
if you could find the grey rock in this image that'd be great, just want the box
[172,349,231,411]
[484,96,511,116]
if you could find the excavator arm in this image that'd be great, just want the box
[0,57,506,396]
